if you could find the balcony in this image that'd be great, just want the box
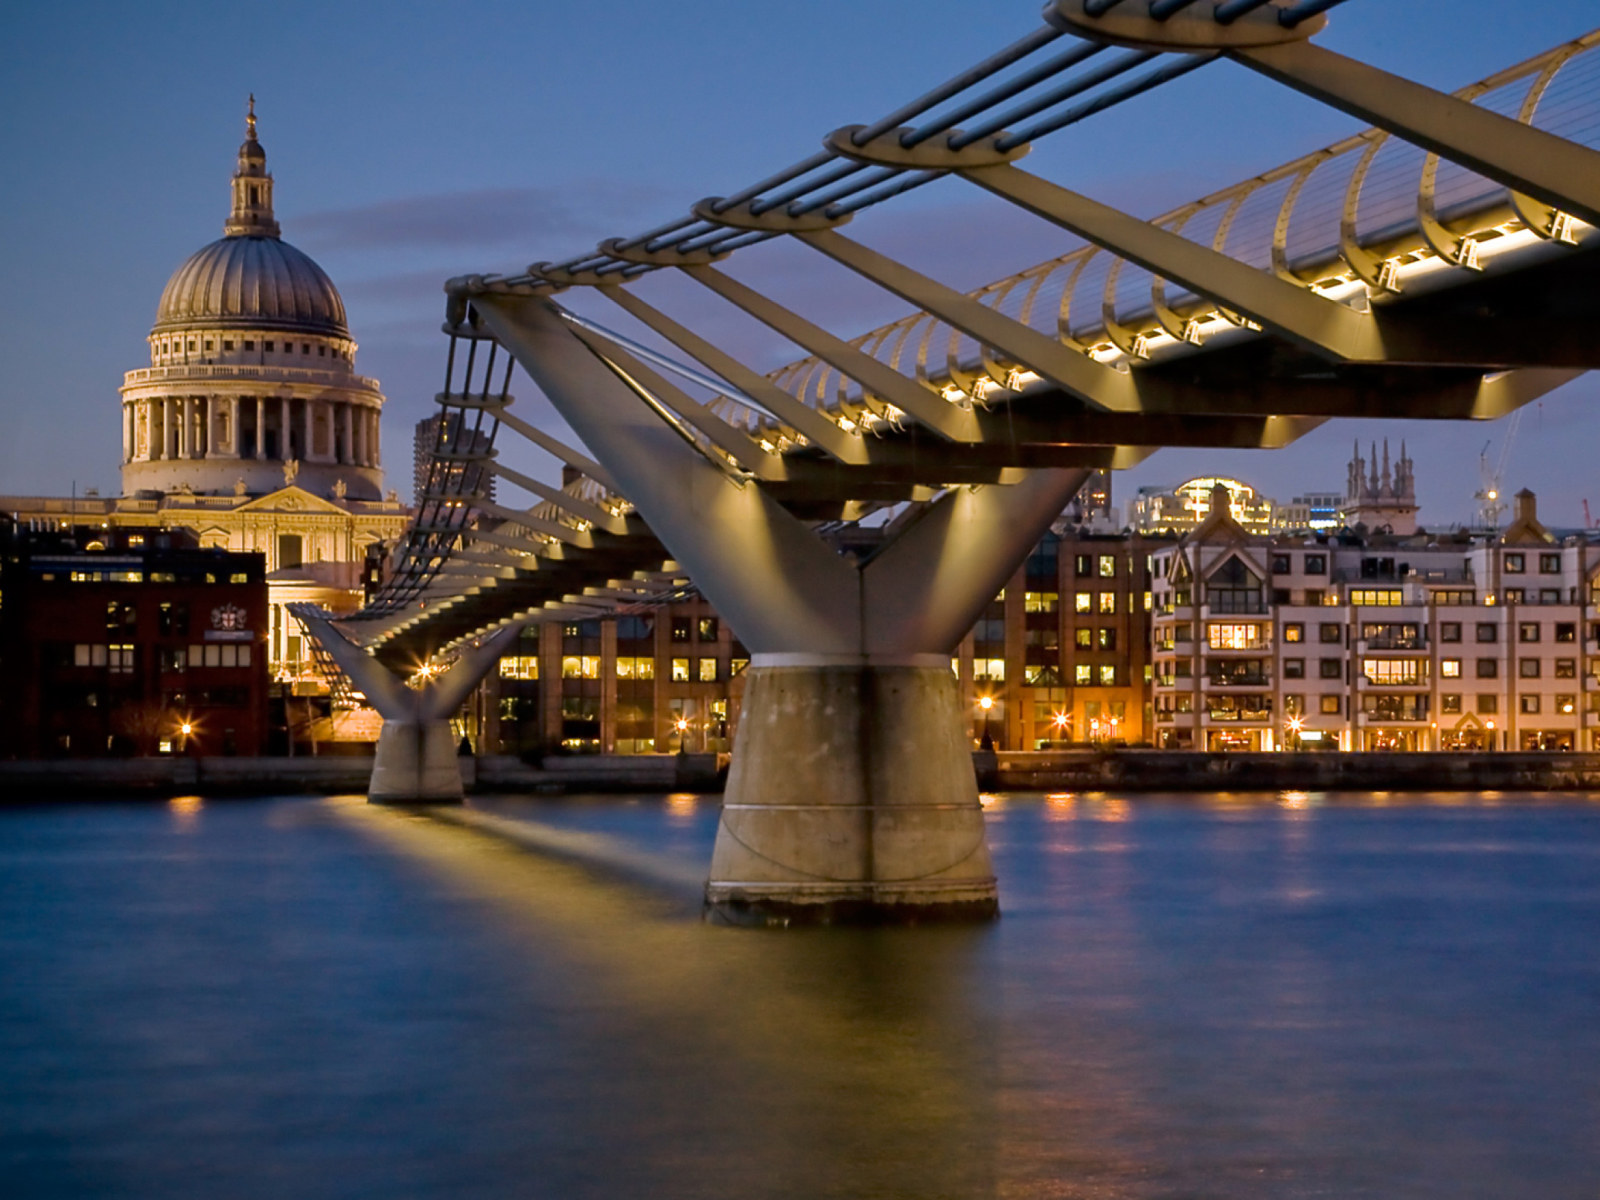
[122,363,382,393]
[1357,673,1430,691]
[1204,673,1272,689]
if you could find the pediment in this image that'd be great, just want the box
[233,486,349,515]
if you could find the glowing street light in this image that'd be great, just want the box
[976,694,995,751]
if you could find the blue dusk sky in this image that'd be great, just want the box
[1,1,1597,526]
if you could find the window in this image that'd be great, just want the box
[1283,623,1303,643]
[698,617,719,641]
[160,648,186,672]
[1442,694,1462,714]
[1556,622,1576,643]
[671,658,690,682]
[1319,658,1343,679]
[1360,693,1429,721]
[1099,665,1116,686]
[499,656,539,680]
[302,343,311,355]
[1024,592,1059,613]
[1521,694,1541,714]
[1519,622,1541,643]
[1556,658,1577,678]
[1075,664,1092,685]
[277,534,303,569]
[1208,623,1261,650]
[698,657,718,682]
[1477,658,1499,679]
[157,601,188,636]
[1206,557,1263,614]
[731,657,749,677]
[1075,555,1092,577]
[1075,628,1092,649]
[229,573,248,585]
[265,341,274,352]
[1440,659,1461,678]
[1440,622,1462,643]
[1364,659,1422,686]
[1304,588,1326,607]
[561,656,600,680]
[1271,589,1291,606]
[1283,658,1305,679]
[1271,553,1292,574]
[671,619,691,643]
[1320,695,1341,715]
[1320,623,1343,644]
[1433,590,1476,606]
[1540,553,1561,574]
[1305,554,1327,575]
[1519,658,1541,679]
[974,658,1005,682]
[1476,623,1498,643]
[244,340,254,351]
[1074,593,1091,613]
[1478,694,1499,714]
[1098,555,1116,578]
[1505,588,1525,604]
[1362,623,1421,650]
[1284,694,1305,718]
[615,656,654,680]
[1098,592,1116,614]
[1097,628,1117,651]
[1349,589,1404,606]
[108,644,135,674]
[223,340,234,351]
[1557,694,1577,715]
[1504,553,1525,574]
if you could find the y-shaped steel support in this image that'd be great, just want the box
[296,608,521,802]
[472,294,1090,924]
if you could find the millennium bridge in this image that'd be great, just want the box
[296,0,1600,923]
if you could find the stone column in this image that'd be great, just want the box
[175,398,188,459]
[304,399,316,463]
[121,402,132,463]
[281,396,293,462]
[339,402,352,465]
[353,405,366,466]
[370,408,380,468]
[256,397,267,459]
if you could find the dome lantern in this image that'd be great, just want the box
[225,95,280,239]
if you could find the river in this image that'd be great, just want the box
[2,792,1597,1198]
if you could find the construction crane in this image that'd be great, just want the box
[1475,409,1524,529]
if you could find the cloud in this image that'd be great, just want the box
[294,180,673,254]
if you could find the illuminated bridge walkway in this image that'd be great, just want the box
[296,1,1600,924]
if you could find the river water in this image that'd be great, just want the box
[2,792,1597,1198]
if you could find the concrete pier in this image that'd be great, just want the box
[368,719,465,803]
[706,664,997,926]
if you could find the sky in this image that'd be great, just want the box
[1,0,1598,527]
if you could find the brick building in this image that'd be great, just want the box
[0,523,269,758]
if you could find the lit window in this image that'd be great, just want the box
[1363,659,1422,686]
[1098,592,1116,614]
[1283,623,1303,643]
[1440,659,1461,678]
[698,657,718,682]
[1024,591,1058,613]
[731,657,749,676]
[1074,593,1091,613]
[500,656,539,680]
[974,658,1005,682]
[1098,556,1115,578]
[1208,623,1261,650]
[1349,589,1404,607]
[1098,665,1115,686]
[698,617,719,641]
[1520,694,1540,714]
[1557,694,1577,715]
[1075,628,1092,648]
[1075,664,1091,685]
[671,658,690,682]
[109,644,135,674]
[561,656,599,679]
[1504,553,1525,574]
[229,573,248,584]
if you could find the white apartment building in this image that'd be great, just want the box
[1151,486,1598,753]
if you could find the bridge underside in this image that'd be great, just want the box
[300,3,1600,921]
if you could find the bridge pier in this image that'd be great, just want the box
[293,609,519,804]
[473,294,1089,923]
[708,661,995,925]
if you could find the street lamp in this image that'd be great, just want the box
[1286,715,1304,752]
[1487,718,1495,753]
[977,695,995,751]
[674,715,690,753]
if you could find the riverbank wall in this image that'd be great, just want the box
[3,750,1600,799]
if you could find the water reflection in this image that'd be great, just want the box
[3,792,1598,1197]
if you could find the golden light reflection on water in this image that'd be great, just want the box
[168,795,203,829]
[665,793,698,823]
[324,798,1139,1196]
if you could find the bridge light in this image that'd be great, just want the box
[978,695,994,711]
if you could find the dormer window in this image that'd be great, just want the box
[223,340,234,351]
[205,340,214,351]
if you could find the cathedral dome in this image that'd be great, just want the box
[151,96,347,337]
[154,235,348,336]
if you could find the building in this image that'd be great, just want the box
[1,101,409,695]
[1127,476,1278,536]
[1151,484,1600,752]
[0,522,269,758]
[414,413,495,507]
[1341,439,1418,535]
